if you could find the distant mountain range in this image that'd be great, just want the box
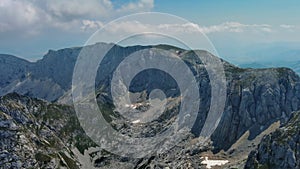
[0,43,300,168]
[219,42,300,75]
[239,60,300,75]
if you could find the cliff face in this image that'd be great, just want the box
[245,111,300,169]
[211,67,300,151]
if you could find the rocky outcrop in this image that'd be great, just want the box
[0,93,91,168]
[210,67,300,151]
[245,111,300,169]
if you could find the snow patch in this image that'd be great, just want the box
[131,119,141,124]
[201,157,229,169]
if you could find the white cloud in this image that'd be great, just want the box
[118,0,154,13]
[0,0,44,33]
[280,24,295,29]
[106,21,152,34]
[45,0,113,20]
[200,22,273,33]
[1,0,296,42]
[101,21,274,35]
[81,20,104,31]
[0,0,155,35]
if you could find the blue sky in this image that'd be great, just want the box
[155,0,300,25]
[0,0,299,63]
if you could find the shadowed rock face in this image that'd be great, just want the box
[0,43,150,102]
[210,67,300,151]
[0,54,32,87]
[1,43,300,168]
[245,111,300,169]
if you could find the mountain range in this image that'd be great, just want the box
[239,61,300,75]
[0,43,300,168]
